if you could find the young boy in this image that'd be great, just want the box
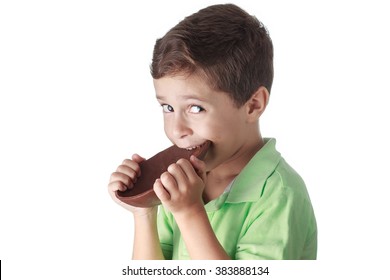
[108,4,317,260]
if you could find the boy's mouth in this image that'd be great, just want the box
[185,141,209,151]
[184,141,210,158]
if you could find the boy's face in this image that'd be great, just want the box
[154,74,253,171]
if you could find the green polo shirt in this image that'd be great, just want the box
[157,138,317,259]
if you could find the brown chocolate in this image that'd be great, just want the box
[115,141,210,207]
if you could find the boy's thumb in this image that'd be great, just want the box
[190,155,206,180]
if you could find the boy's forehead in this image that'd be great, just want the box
[154,75,214,101]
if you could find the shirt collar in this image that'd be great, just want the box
[204,138,281,211]
[226,138,281,203]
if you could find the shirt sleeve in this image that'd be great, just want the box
[156,205,174,260]
[235,173,317,260]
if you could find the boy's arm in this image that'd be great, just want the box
[108,154,165,260]
[154,157,230,260]
[174,205,230,260]
[132,209,165,260]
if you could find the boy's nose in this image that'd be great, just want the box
[172,115,192,139]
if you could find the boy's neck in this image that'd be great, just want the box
[203,135,264,202]
[211,136,264,178]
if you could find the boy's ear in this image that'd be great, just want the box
[245,86,269,123]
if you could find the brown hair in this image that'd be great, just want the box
[151,4,273,107]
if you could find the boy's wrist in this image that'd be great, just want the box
[132,206,158,221]
[172,202,206,224]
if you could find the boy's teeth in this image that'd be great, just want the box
[186,145,201,151]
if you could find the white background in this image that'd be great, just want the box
[1,0,389,279]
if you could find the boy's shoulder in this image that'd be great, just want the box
[227,138,309,204]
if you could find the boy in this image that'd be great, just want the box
[108,4,317,260]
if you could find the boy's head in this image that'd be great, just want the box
[151,4,273,107]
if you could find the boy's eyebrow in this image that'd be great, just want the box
[156,94,208,102]
[156,95,164,102]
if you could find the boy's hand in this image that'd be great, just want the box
[153,155,206,216]
[108,154,156,215]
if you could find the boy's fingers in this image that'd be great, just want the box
[159,171,178,194]
[153,178,170,202]
[122,158,142,177]
[167,162,188,185]
[110,172,134,189]
[108,181,128,192]
[131,154,146,164]
[189,156,206,180]
[116,165,138,182]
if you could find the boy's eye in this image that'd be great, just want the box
[189,105,205,113]
[162,104,174,113]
